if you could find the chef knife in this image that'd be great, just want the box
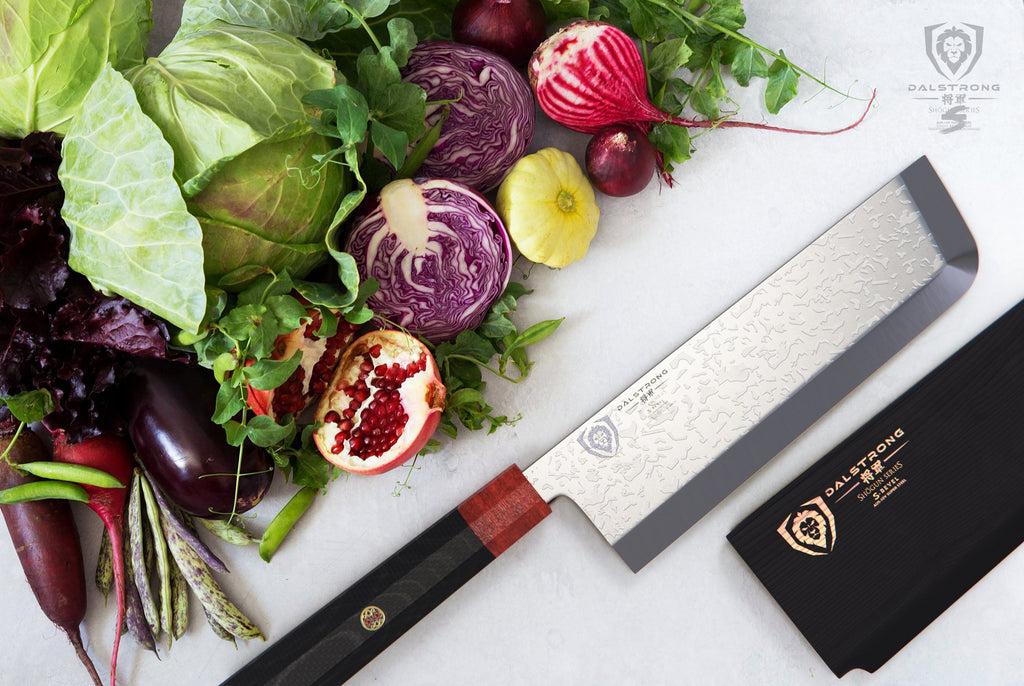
[222,156,977,685]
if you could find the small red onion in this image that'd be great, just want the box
[452,0,548,66]
[585,123,657,197]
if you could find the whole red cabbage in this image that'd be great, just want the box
[344,178,512,343]
[401,40,535,192]
[0,134,179,440]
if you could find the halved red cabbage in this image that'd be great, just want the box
[401,40,535,193]
[344,178,512,343]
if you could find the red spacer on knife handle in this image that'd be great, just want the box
[457,465,552,557]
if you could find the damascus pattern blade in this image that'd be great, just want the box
[524,157,977,571]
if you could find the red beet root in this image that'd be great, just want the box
[0,431,102,686]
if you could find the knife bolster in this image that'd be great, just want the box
[458,465,551,557]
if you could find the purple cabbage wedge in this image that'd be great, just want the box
[401,40,535,193]
[344,178,512,343]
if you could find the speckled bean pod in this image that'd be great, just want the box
[137,472,173,641]
[95,528,114,600]
[123,539,157,654]
[127,470,159,634]
[160,511,263,641]
[169,556,189,640]
[141,464,229,574]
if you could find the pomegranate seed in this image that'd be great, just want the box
[359,360,373,373]
[324,411,341,423]
[369,344,382,357]
[331,444,344,454]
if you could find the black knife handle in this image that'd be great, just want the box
[221,465,551,686]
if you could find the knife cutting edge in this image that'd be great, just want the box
[221,156,977,685]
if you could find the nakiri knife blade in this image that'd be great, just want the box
[221,156,977,686]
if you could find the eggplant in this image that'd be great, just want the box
[126,359,273,519]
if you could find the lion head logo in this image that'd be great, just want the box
[777,496,836,556]
[925,23,983,81]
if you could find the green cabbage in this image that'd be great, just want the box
[0,0,152,137]
[60,22,350,334]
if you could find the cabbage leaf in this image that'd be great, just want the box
[178,0,353,41]
[125,22,337,197]
[0,0,151,137]
[59,65,207,334]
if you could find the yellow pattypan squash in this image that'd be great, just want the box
[496,148,600,268]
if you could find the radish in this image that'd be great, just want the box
[0,430,102,686]
[53,431,133,686]
[528,21,874,136]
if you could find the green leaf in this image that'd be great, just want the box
[477,311,518,340]
[501,318,563,364]
[59,64,207,334]
[723,40,768,87]
[370,121,409,170]
[703,0,746,31]
[213,383,247,425]
[449,331,500,365]
[357,48,402,93]
[244,352,303,391]
[386,17,418,66]
[650,122,692,169]
[691,86,720,120]
[372,82,427,139]
[765,50,800,114]
[317,85,370,146]
[265,294,309,332]
[219,303,267,342]
[396,104,448,179]
[246,415,296,447]
[310,0,457,75]
[179,0,354,41]
[0,0,150,138]
[1,389,55,425]
[647,38,694,82]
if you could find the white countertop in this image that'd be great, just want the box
[4,1,1024,684]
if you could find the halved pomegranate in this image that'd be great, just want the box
[247,309,360,421]
[313,330,446,475]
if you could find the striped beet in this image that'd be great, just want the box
[529,21,875,136]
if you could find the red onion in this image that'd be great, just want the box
[452,0,548,66]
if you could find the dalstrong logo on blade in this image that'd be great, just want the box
[925,23,983,81]
[777,497,836,556]
[577,416,619,458]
